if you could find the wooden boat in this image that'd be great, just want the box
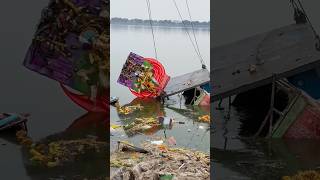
[211,1,320,140]
[287,68,320,100]
[212,23,320,102]
[163,68,210,98]
[272,85,320,139]
[0,113,28,131]
[233,79,320,139]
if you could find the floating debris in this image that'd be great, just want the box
[167,136,176,146]
[111,124,122,129]
[158,116,174,129]
[16,130,106,168]
[111,142,209,180]
[198,115,210,123]
[115,101,144,115]
[110,97,119,105]
[151,140,164,145]
[123,117,160,135]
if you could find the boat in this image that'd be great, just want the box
[271,81,320,139]
[213,1,320,139]
[0,113,28,131]
[212,23,320,101]
[287,68,320,100]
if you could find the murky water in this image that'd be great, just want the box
[110,25,210,173]
[212,99,320,180]
[0,1,107,179]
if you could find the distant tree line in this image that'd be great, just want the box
[111,17,209,27]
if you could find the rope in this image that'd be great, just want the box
[145,0,158,59]
[172,0,206,69]
[291,0,320,50]
[185,0,206,69]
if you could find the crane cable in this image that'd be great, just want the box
[290,0,320,50]
[185,0,206,69]
[145,0,158,59]
[172,0,207,69]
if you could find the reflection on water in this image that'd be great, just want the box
[0,112,107,179]
[22,113,107,179]
[212,100,320,179]
[111,24,210,33]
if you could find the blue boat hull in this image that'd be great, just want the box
[201,83,211,93]
[288,68,320,99]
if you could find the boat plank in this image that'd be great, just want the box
[163,69,210,97]
[212,24,320,101]
[272,95,306,138]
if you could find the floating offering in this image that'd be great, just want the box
[117,52,170,98]
[24,0,109,112]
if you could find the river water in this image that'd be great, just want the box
[213,99,320,180]
[110,24,210,173]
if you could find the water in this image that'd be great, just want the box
[0,1,106,179]
[212,97,320,180]
[110,24,210,169]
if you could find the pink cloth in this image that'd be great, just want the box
[199,94,210,106]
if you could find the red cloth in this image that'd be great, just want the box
[61,84,108,113]
[130,58,170,98]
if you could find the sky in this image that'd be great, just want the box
[111,0,210,21]
[213,0,320,47]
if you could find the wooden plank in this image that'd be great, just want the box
[163,69,210,97]
[272,95,306,138]
[212,24,320,101]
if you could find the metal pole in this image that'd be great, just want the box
[216,99,224,110]
[226,96,232,119]
[268,74,276,137]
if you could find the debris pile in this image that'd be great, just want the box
[282,170,320,180]
[16,130,107,168]
[111,141,210,180]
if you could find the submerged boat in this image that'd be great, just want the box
[272,81,320,139]
[213,1,320,139]
[287,68,320,100]
[229,77,320,139]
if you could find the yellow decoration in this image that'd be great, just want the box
[198,115,210,123]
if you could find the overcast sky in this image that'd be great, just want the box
[111,0,210,21]
[213,1,320,46]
